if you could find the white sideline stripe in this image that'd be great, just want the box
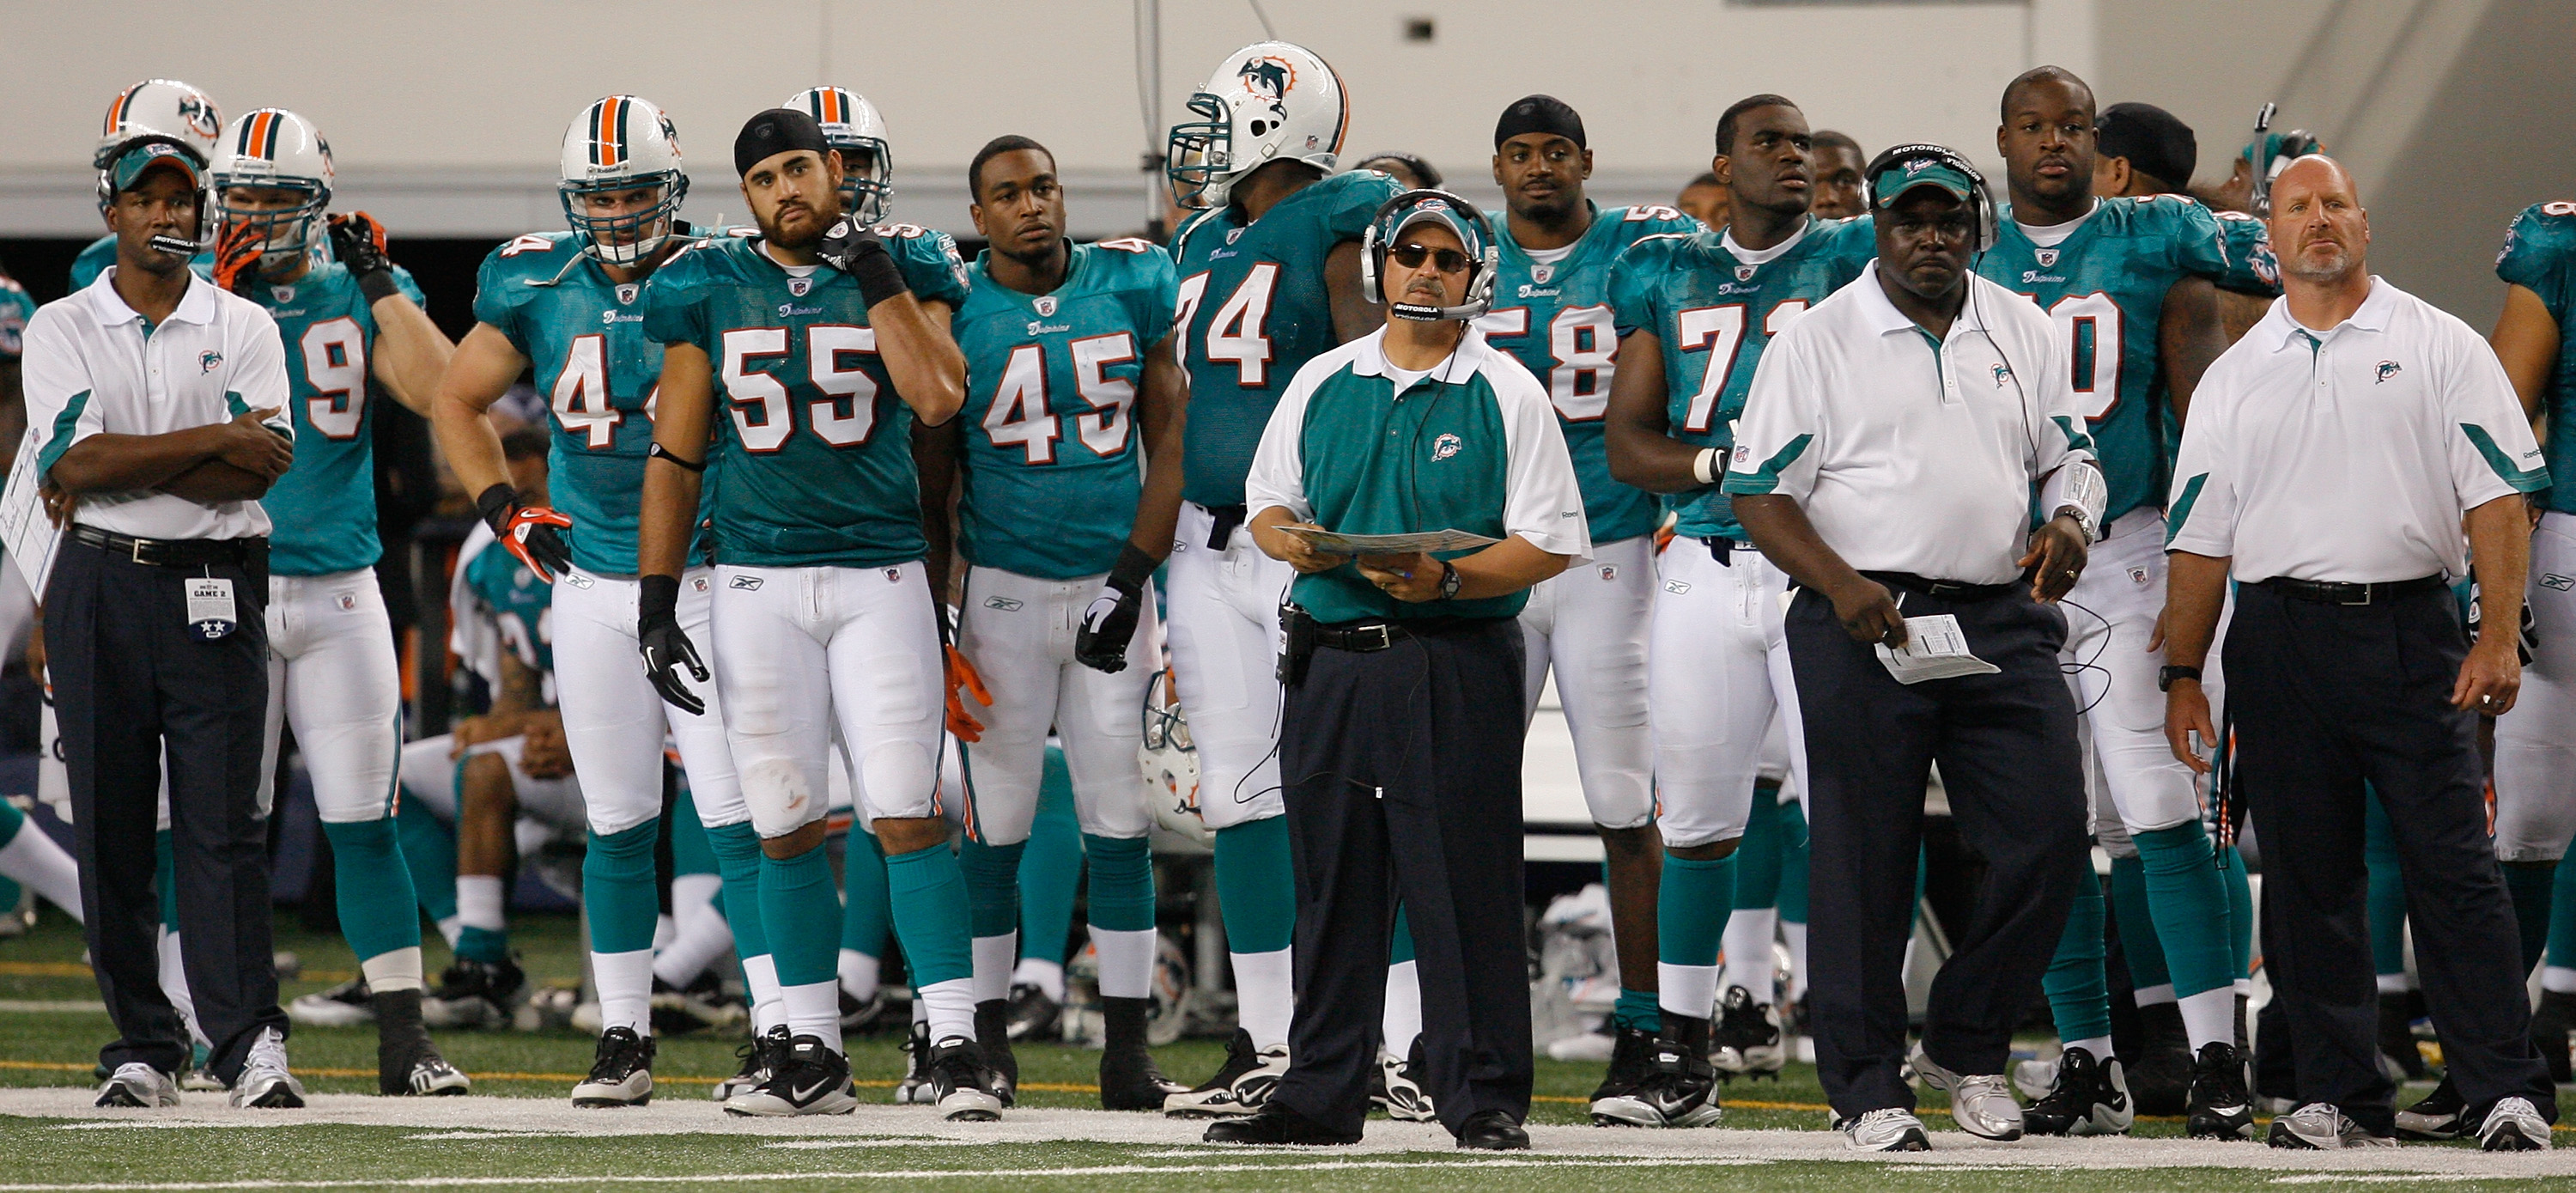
[762,1139,981,1149]
[2272,1178,2540,1185]
[0,1158,1760,1191]
[0,1001,107,1014]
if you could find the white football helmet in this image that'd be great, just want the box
[1166,40,1349,210]
[94,79,221,170]
[210,109,334,278]
[782,87,893,226]
[1138,669,1210,849]
[558,95,689,265]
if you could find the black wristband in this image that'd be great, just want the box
[638,573,682,623]
[475,483,518,533]
[845,236,909,310]
[1107,543,1158,594]
[354,268,402,306]
[647,441,706,472]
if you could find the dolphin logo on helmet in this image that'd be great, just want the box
[1165,41,1349,210]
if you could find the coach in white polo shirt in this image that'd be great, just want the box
[2160,155,2558,1152]
[1726,144,2102,1152]
[21,137,301,1109]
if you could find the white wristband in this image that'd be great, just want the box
[1692,447,1720,486]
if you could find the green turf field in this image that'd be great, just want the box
[3,910,2572,1191]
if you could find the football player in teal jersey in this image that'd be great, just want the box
[72,81,222,292]
[936,135,1188,1111]
[1972,67,2248,1141]
[1468,94,1697,1114]
[1601,94,1875,1129]
[204,107,469,1098]
[1157,40,1404,1117]
[2482,198,2576,1089]
[636,107,985,1120]
[1809,131,1869,221]
[428,95,770,1110]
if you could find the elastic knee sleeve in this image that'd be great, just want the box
[884,843,975,988]
[1212,817,1295,955]
[1657,855,1735,967]
[1732,788,1783,910]
[323,818,421,964]
[957,837,1025,940]
[2044,874,2112,1045]
[2134,820,2237,999]
[583,819,661,955]
[703,821,769,960]
[757,844,841,988]
[1083,834,1155,934]
[841,829,890,958]
[2107,854,2167,991]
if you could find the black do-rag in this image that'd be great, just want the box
[2095,102,2197,191]
[735,107,831,177]
[1495,94,1585,150]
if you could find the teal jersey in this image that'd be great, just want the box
[642,228,970,569]
[71,234,213,291]
[1980,197,2231,522]
[473,231,704,575]
[1475,202,1701,544]
[1605,216,1874,540]
[2211,210,2282,297]
[1169,168,1404,508]
[248,261,426,575]
[953,239,1178,580]
[2498,200,2576,514]
[0,272,31,362]
[465,534,554,679]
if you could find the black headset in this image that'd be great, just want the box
[1862,142,1998,255]
[1358,188,1500,321]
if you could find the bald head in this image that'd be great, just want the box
[2268,154,2369,286]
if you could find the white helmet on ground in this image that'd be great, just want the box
[1138,669,1209,849]
[210,109,335,277]
[558,95,689,265]
[95,79,221,170]
[1165,40,1349,210]
[781,87,893,226]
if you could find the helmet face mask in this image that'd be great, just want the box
[786,88,895,227]
[1165,41,1348,211]
[558,95,689,266]
[216,182,329,278]
[210,108,334,273]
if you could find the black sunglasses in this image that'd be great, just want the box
[1388,243,1473,273]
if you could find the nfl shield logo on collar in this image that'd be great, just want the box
[1034,295,1058,316]
[1531,265,1553,284]
[1735,265,1756,282]
[787,277,813,297]
[617,283,640,304]
[270,285,295,303]
[2035,249,2058,268]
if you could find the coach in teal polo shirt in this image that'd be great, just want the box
[1221,190,1587,1151]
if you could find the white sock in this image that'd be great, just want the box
[838,950,882,1001]
[2234,977,2252,995]
[456,875,507,934]
[1721,909,1777,1001]
[652,913,676,954]
[2065,1035,2115,1062]
[158,928,208,1048]
[651,875,733,987]
[782,978,842,1051]
[592,948,654,1035]
[2178,988,2236,1052]
[434,916,463,949]
[1013,956,1069,1002]
[2375,972,2410,995]
[2545,965,2576,995]
[1783,922,1808,1001]
[1230,947,1294,1051]
[359,946,424,994]
[742,954,786,1034]
[2134,983,2178,1007]
[1659,963,1719,1022]
[0,817,82,921]
[971,932,1017,1004]
[917,975,978,1045]
[1382,959,1423,1057]
[1084,931,1151,1001]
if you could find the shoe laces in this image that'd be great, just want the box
[244,1027,290,1076]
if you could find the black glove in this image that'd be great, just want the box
[1075,543,1159,673]
[816,218,910,309]
[477,482,573,582]
[636,574,708,716]
[328,211,404,304]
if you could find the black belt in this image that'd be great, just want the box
[1312,616,1481,653]
[1864,570,2018,602]
[1200,503,1247,551]
[2256,575,2447,606]
[1698,536,1759,563]
[70,524,264,569]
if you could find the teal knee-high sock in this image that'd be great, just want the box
[0,795,21,846]
[2504,861,2558,974]
[584,819,661,955]
[2135,821,2237,1000]
[397,797,458,926]
[2108,854,2168,992]
[1082,834,1155,933]
[703,823,768,960]
[884,843,975,988]
[1389,904,1416,964]
[2551,836,2576,971]
[759,844,842,987]
[322,819,421,964]
[2221,844,2254,983]
[959,837,1025,943]
[1018,754,1086,965]
[2365,794,2408,978]
[1777,800,1810,924]
[1657,855,1735,971]
[2044,873,2113,1044]
[1212,817,1295,955]
[1733,788,1784,910]
[841,829,890,958]
[669,792,717,877]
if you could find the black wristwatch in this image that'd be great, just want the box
[2158,665,2202,691]
[1437,560,1462,600]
